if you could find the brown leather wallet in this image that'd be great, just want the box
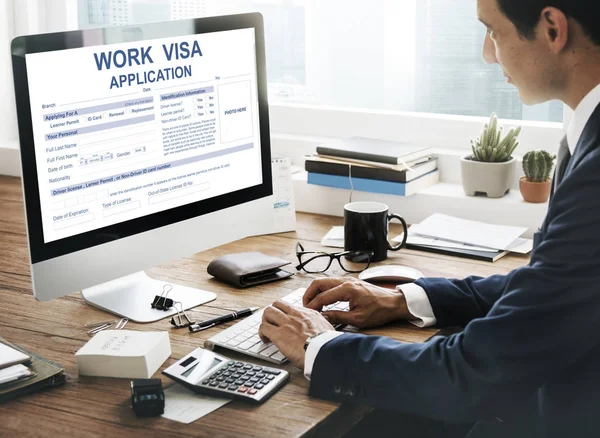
[207,252,294,288]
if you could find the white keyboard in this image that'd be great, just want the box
[204,288,349,364]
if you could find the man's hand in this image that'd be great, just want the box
[258,300,335,370]
[303,278,412,328]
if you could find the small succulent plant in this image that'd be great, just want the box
[522,150,556,183]
[470,113,522,162]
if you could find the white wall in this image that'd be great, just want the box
[1,0,18,147]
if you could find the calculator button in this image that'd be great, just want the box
[263,368,282,375]
[202,379,210,385]
[246,371,256,376]
[209,381,219,387]
[223,372,232,377]
[238,386,249,393]
[256,373,266,378]
[232,373,241,379]
[219,383,229,389]
[252,366,262,371]
[260,379,270,385]
[217,376,225,381]
[228,385,239,391]
[255,383,264,390]
[243,365,252,370]
[266,375,275,380]
[226,378,235,383]
[235,380,245,385]
[250,378,259,383]
[248,389,258,395]
[228,361,236,366]
[235,362,244,367]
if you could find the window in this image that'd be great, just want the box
[77,0,562,123]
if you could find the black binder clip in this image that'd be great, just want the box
[169,302,195,328]
[151,284,174,311]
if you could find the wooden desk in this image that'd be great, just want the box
[0,175,530,437]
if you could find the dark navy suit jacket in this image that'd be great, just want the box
[310,104,600,437]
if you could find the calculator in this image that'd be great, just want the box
[162,348,289,404]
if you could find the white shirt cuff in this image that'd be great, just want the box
[397,283,437,328]
[303,331,344,380]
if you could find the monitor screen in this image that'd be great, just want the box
[25,28,263,244]
[12,14,273,266]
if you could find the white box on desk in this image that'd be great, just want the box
[75,330,171,378]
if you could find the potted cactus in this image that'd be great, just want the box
[520,150,556,203]
[461,113,522,198]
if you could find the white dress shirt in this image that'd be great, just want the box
[304,82,600,380]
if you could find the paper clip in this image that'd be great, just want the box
[151,284,174,310]
[115,318,129,330]
[170,302,195,328]
[86,321,114,336]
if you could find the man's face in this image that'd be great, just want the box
[478,0,556,105]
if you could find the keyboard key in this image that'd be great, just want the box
[249,342,272,354]
[249,335,262,344]
[226,339,242,347]
[238,340,258,351]
[259,345,280,357]
[270,352,286,362]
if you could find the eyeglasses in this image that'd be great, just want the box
[295,242,373,274]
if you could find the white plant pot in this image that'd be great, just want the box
[460,156,516,198]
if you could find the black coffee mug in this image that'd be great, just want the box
[344,202,408,262]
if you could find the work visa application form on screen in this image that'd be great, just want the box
[25,28,263,243]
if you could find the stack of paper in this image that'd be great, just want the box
[75,330,171,378]
[393,214,533,262]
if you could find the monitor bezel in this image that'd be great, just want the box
[11,13,272,264]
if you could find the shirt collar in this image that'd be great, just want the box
[567,83,600,154]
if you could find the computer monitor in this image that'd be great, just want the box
[11,13,274,322]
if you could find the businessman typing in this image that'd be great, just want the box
[258,1,600,437]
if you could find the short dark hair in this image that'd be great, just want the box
[496,0,600,45]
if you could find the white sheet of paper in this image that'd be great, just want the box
[321,226,344,248]
[393,233,497,252]
[270,157,296,234]
[161,384,231,424]
[505,237,534,254]
[408,214,527,251]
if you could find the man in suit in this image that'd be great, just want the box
[258,0,600,436]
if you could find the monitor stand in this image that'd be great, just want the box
[81,271,216,323]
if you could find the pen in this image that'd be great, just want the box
[189,307,261,333]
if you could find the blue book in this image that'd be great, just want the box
[307,170,439,196]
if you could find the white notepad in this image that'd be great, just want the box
[0,343,30,370]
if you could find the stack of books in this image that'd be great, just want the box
[305,137,439,196]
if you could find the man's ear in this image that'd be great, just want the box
[540,7,569,53]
